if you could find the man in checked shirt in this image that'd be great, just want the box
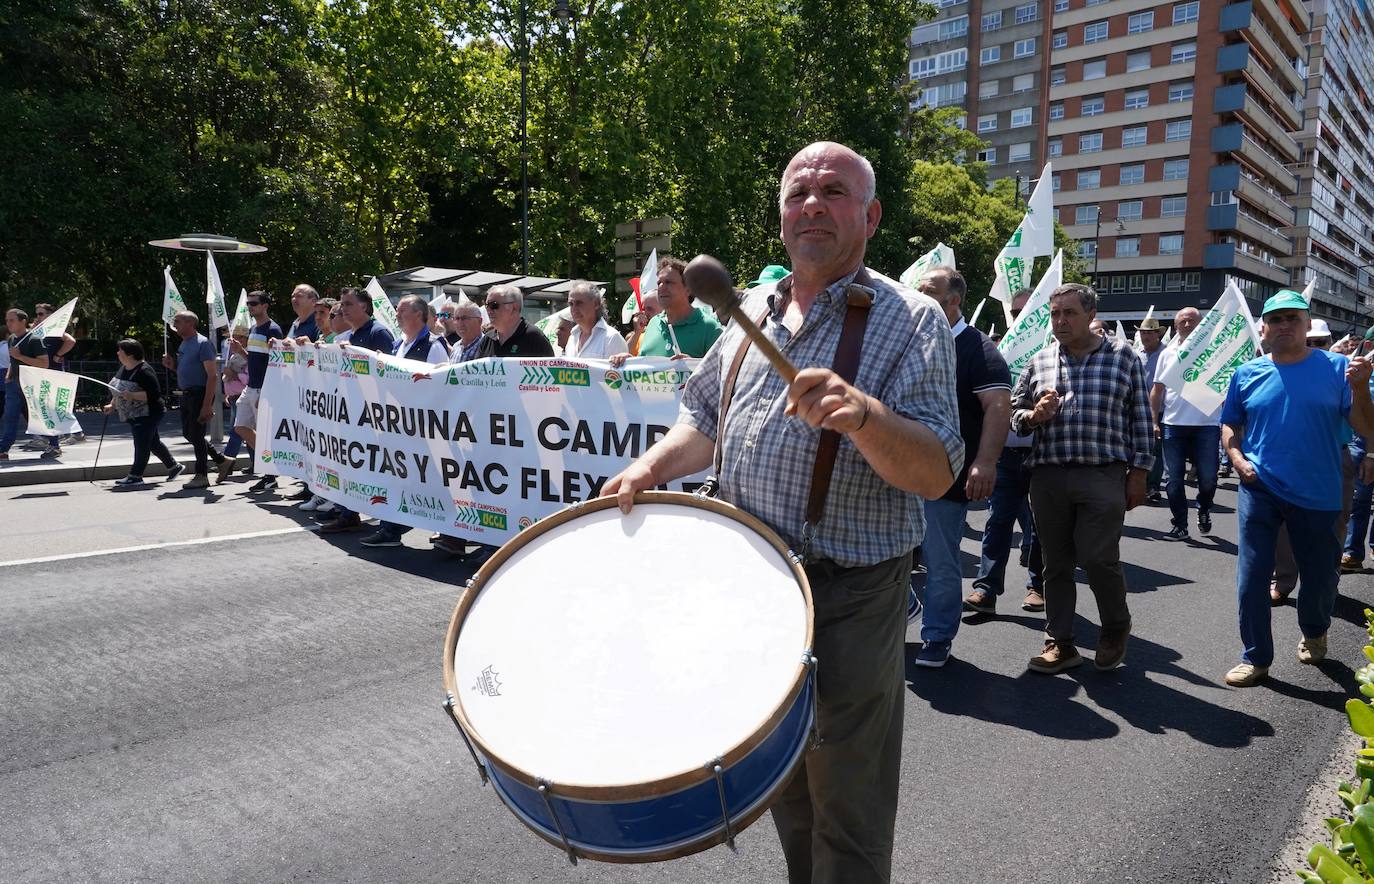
[1010,283,1154,674]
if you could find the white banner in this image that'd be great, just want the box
[255,347,707,545]
[19,365,82,437]
[996,249,1063,379]
[1155,282,1262,414]
[989,163,1055,308]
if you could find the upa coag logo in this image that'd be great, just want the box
[453,501,508,532]
[397,491,448,522]
[271,450,304,470]
[344,479,388,505]
[517,516,536,531]
[603,369,624,391]
[316,465,340,490]
[603,366,693,393]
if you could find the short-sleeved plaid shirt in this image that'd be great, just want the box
[1009,335,1155,470]
[679,267,963,567]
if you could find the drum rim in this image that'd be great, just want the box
[442,490,815,801]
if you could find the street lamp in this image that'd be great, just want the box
[518,0,573,277]
[1091,212,1127,284]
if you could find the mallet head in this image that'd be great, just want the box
[683,255,739,314]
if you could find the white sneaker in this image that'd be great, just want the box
[317,501,336,514]
[299,495,323,512]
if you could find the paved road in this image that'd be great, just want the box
[2,473,1370,883]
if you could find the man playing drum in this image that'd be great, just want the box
[605,141,962,884]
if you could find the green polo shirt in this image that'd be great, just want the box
[638,306,724,358]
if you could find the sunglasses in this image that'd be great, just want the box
[247,300,264,307]
[437,312,453,319]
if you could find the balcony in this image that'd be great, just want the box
[1204,241,1292,285]
[1212,84,1301,162]
[1221,0,1306,63]
[1236,172,1296,225]
[1216,43,1303,130]
[1211,123,1299,193]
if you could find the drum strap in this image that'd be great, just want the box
[710,269,875,561]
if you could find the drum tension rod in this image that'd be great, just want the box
[708,760,737,852]
[537,780,578,866]
[442,694,488,786]
[803,653,822,750]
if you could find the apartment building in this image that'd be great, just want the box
[908,0,1312,319]
[1285,0,1374,335]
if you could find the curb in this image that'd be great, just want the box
[0,456,251,489]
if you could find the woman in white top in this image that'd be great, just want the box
[564,281,629,360]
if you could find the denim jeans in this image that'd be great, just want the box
[920,498,968,644]
[1236,479,1340,667]
[1162,424,1221,528]
[0,381,55,453]
[972,447,1043,595]
[129,417,176,477]
[1345,449,1374,560]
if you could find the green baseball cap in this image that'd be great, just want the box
[746,265,789,289]
[1260,289,1309,316]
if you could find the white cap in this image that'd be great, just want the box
[1308,318,1332,339]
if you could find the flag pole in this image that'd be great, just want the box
[205,250,224,445]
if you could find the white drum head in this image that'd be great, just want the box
[453,502,808,787]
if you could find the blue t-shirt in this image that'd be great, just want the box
[1220,349,1352,510]
[348,318,396,354]
[176,334,216,388]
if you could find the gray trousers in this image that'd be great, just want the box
[1029,463,1132,645]
[771,553,908,884]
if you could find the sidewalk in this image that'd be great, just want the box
[0,412,250,488]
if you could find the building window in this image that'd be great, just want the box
[1125,88,1149,109]
[977,147,998,163]
[1118,200,1143,221]
[1127,50,1152,72]
[1161,196,1187,216]
[1054,0,1069,10]
[1165,119,1192,141]
[1078,241,1098,259]
[1083,59,1107,79]
[1171,42,1197,64]
[1078,169,1102,189]
[1015,3,1038,24]
[1168,82,1194,103]
[1081,96,1105,116]
[1127,12,1154,34]
[1048,138,1063,157]
[1211,189,1236,206]
[1163,158,1189,180]
[1052,173,1062,192]
[1085,21,1109,43]
[981,46,1001,64]
[982,10,1002,30]
[1111,276,1127,293]
[1079,132,1104,153]
[1076,205,1101,225]
[1184,272,1201,290]
[1173,1,1200,24]
[1129,274,1146,293]
[1051,67,1067,85]
[1012,73,1035,93]
[1117,237,1141,257]
[1122,126,1147,147]
[939,48,969,72]
[1010,142,1032,162]
[1049,103,1064,120]
[979,79,1000,98]
[1120,164,1145,185]
[952,115,967,129]
[1159,234,1184,255]
[1014,37,1036,58]
[912,15,969,44]
[1011,106,1034,127]
[978,114,998,133]
[1053,30,1068,49]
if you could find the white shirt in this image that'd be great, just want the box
[566,319,629,360]
[1153,347,1222,426]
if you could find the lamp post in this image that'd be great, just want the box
[518,0,572,277]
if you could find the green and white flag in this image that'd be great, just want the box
[206,252,229,330]
[989,163,1055,309]
[899,242,957,289]
[365,277,402,338]
[230,288,250,332]
[997,249,1063,379]
[24,296,78,343]
[1155,282,1261,414]
[162,267,190,326]
[20,365,82,436]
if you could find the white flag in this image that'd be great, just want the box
[366,277,402,338]
[1163,326,1175,348]
[162,267,190,326]
[622,249,660,324]
[968,297,987,329]
[1133,305,1155,350]
[19,365,82,437]
[25,297,78,342]
[205,252,229,330]
[989,164,1055,308]
[997,249,1064,379]
[1115,320,1128,343]
[230,288,250,332]
[899,242,957,289]
[1156,282,1262,414]
[1300,278,1315,305]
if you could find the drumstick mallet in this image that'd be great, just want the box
[683,255,798,383]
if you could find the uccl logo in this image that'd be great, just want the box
[348,356,371,375]
[316,465,340,490]
[521,366,589,387]
[454,504,508,531]
[268,349,297,366]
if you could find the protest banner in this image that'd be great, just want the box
[19,365,82,437]
[988,163,1054,309]
[1155,282,1261,414]
[996,249,1063,379]
[898,242,956,289]
[255,347,708,545]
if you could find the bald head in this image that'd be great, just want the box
[778,142,881,294]
[779,142,876,212]
[1174,306,1201,341]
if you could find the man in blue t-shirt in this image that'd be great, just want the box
[1220,290,1374,687]
[230,291,283,491]
[163,311,226,488]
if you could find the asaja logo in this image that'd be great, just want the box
[397,491,448,522]
[316,348,342,374]
[446,360,508,387]
[521,366,589,387]
[454,504,508,531]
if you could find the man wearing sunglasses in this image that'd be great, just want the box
[475,285,554,358]
[230,291,283,491]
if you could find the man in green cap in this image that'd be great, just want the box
[747,264,790,290]
[1220,289,1374,687]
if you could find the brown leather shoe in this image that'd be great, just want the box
[1022,589,1046,612]
[963,589,996,614]
[318,516,362,534]
[1341,555,1364,574]
[1095,625,1130,670]
[1028,639,1082,674]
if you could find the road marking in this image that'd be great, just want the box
[0,526,308,569]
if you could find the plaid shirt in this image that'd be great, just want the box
[1010,335,1155,470]
[679,267,963,567]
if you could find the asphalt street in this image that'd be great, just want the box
[2,472,1371,883]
